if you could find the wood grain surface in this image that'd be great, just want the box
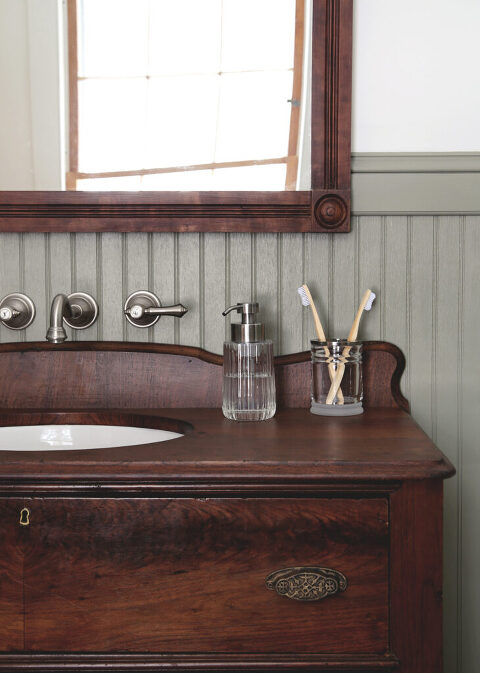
[15,497,388,653]
[0,341,408,411]
[0,499,24,651]
[0,408,454,484]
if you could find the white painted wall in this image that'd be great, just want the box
[0,0,65,190]
[352,0,480,152]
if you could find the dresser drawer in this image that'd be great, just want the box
[16,497,389,653]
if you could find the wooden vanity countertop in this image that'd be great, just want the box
[0,407,455,485]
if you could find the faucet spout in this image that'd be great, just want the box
[46,294,70,343]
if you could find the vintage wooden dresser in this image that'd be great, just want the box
[0,341,454,672]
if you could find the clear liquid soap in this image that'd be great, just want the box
[222,303,276,422]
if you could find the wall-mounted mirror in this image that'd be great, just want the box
[0,0,352,233]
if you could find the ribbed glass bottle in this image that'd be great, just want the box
[222,340,276,421]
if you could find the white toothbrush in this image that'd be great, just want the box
[325,289,376,405]
[297,284,344,403]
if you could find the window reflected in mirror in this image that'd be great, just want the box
[69,0,310,191]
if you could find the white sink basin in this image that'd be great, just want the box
[0,424,183,451]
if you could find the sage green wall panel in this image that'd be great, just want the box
[383,216,410,394]
[177,233,201,347]
[73,233,100,342]
[255,233,281,353]
[124,233,151,343]
[152,232,175,346]
[23,233,46,343]
[204,234,226,352]
[408,216,435,438]
[229,233,253,316]
[460,217,480,673]
[0,233,23,343]
[332,220,357,338]
[303,232,330,350]
[100,233,124,341]
[356,215,383,341]
[48,233,72,306]
[279,234,303,354]
[0,214,478,672]
[435,216,462,673]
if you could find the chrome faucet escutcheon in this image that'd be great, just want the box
[46,292,99,343]
[0,293,36,330]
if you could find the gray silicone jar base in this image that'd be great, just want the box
[310,401,363,416]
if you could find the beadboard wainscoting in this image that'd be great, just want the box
[0,215,478,673]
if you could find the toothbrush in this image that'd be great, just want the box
[297,284,344,403]
[325,289,376,405]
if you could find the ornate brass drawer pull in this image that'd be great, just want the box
[265,567,347,602]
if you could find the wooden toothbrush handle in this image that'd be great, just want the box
[325,344,351,404]
[323,347,344,403]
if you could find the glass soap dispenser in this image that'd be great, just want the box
[222,303,276,421]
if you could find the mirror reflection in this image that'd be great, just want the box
[0,0,311,192]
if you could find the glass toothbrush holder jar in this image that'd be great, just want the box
[310,339,363,416]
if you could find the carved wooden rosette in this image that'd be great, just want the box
[312,190,350,231]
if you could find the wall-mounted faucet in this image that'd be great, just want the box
[0,293,35,330]
[46,292,98,343]
[124,291,188,328]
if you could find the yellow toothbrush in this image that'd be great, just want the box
[297,284,344,403]
[325,289,376,404]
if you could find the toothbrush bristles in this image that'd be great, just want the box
[297,286,310,306]
[365,291,376,311]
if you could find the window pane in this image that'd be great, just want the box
[148,0,221,75]
[141,170,215,190]
[77,176,142,190]
[221,0,296,72]
[212,164,287,190]
[140,164,287,191]
[145,75,218,168]
[215,71,293,162]
[78,79,147,172]
[79,0,149,77]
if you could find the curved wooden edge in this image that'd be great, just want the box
[0,340,224,365]
[0,340,409,412]
[276,341,410,413]
[363,341,409,413]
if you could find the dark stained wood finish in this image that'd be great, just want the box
[0,341,408,411]
[20,497,388,653]
[0,408,454,484]
[0,338,454,673]
[0,653,400,671]
[0,191,313,233]
[390,481,444,673]
[0,0,353,233]
[311,0,353,232]
[0,499,24,652]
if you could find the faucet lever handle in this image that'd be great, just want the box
[145,304,188,318]
[124,291,188,328]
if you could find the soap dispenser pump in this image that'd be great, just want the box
[222,303,276,421]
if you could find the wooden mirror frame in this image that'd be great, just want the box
[0,0,352,234]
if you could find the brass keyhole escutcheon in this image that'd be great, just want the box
[19,508,30,526]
